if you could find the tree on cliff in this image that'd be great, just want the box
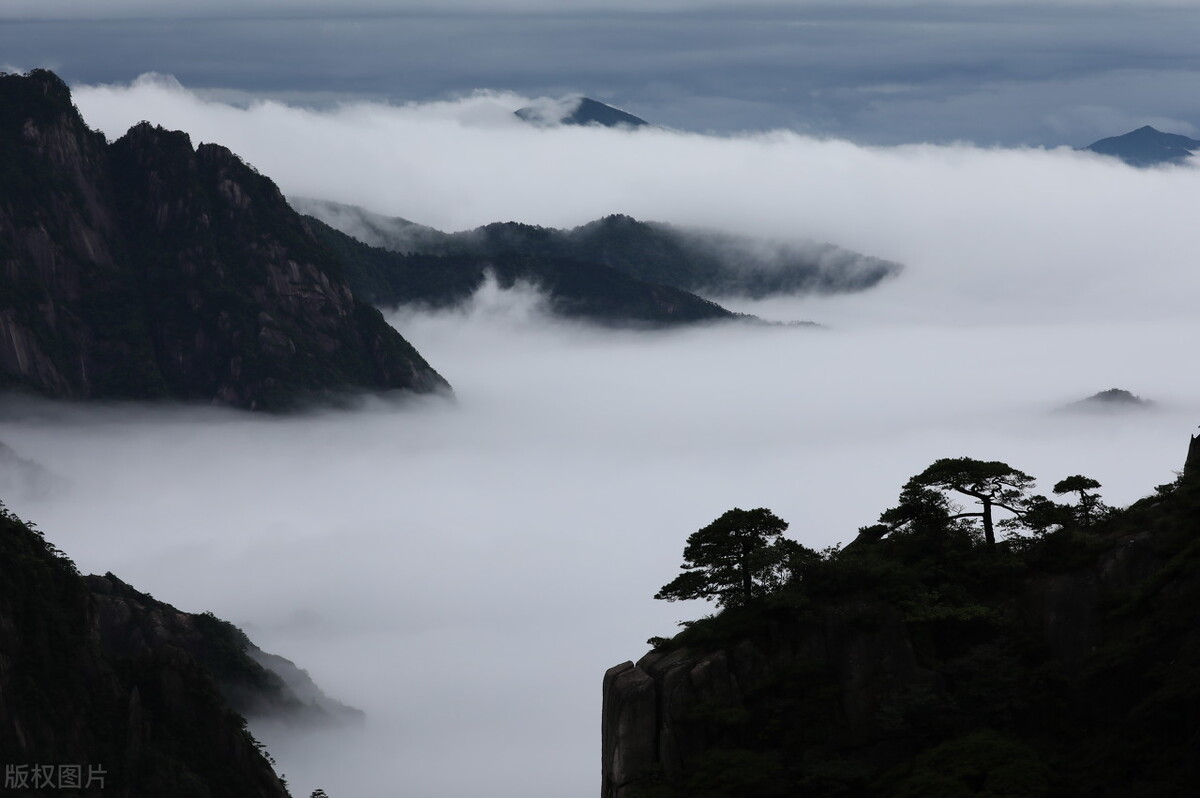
[1053,475,1105,527]
[898,458,1035,548]
[655,507,799,607]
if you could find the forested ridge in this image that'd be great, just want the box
[604,447,1200,798]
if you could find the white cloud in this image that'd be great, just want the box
[4,72,1200,798]
[3,290,1197,796]
[73,74,1200,325]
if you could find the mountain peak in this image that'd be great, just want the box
[1063,387,1153,413]
[1083,125,1200,167]
[0,69,449,410]
[515,96,649,128]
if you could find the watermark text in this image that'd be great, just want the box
[4,764,106,791]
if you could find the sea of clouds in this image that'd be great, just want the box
[0,75,1198,797]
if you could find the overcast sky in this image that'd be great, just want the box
[4,0,1200,144]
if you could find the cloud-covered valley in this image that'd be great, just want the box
[3,293,1196,796]
[2,76,1199,797]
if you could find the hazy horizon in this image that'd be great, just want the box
[5,1,1200,145]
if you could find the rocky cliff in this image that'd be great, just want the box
[0,69,447,410]
[603,465,1200,797]
[86,572,362,726]
[0,502,295,796]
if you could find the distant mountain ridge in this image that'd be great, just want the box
[292,199,902,324]
[304,214,742,327]
[0,69,448,410]
[515,96,649,128]
[1083,125,1200,167]
[1063,387,1153,413]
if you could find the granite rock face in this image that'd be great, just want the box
[0,69,447,410]
[601,600,935,798]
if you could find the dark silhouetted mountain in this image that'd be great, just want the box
[0,69,448,411]
[515,96,649,128]
[0,501,308,796]
[293,199,902,319]
[86,571,363,726]
[604,444,1200,798]
[1063,387,1152,413]
[290,197,448,255]
[565,214,900,298]
[1083,126,1200,167]
[307,216,741,326]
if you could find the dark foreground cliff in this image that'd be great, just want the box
[0,503,285,796]
[0,69,447,410]
[604,456,1200,798]
[0,499,360,796]
[85,572,363,727]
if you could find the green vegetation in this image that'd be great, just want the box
[896,457,1036,548]
[632,454,1200,798]
[0,502,289,796]
[1053,475,1107,527]
[655,508,805,607]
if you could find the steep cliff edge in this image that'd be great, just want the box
[0,503,294,796]
[604,467,1200,797]
[0,69,447,410]
[85,572,363,726]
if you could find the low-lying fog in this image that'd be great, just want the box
[1,76,1198,798]
[2,281,1196,797]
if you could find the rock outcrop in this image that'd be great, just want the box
[1186,435,1200,479]
[603,470,1200,797]
[0,69,447,410]
[602,599,939,798]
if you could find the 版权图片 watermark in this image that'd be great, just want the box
[4,763,106,791]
